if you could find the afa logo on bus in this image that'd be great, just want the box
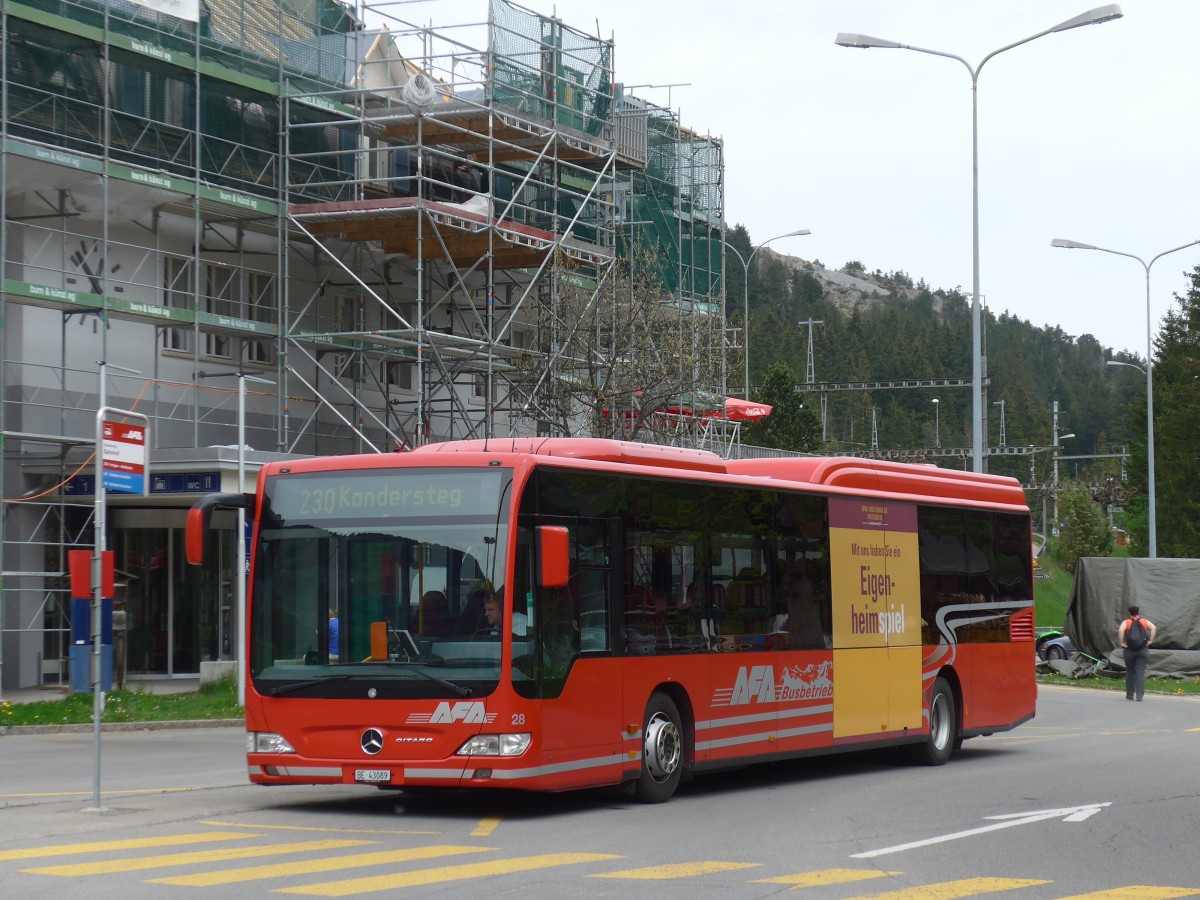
[714,662,834,707]
[406,701,498,725]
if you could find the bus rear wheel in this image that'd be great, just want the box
[909,677,956,766]
[634,693,683,803]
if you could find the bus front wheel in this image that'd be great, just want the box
[909,677,956,766]
[634,693,683,803]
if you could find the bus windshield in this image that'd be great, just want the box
[249,467,512,699]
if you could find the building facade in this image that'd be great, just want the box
[0,0,727,693]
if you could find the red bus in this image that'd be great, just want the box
[187,438,1036,803]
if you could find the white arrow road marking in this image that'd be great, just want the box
[851,803,1111,859]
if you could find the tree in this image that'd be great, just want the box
[1132,262,1200,557]
[508,250,724,443]
[1053,481,1113,573]
[744,362,822,452]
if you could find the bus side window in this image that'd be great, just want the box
[578,568,610,651]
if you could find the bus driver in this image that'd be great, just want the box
[483,588,527,637]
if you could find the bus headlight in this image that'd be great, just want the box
[248,732,295,754]
[456,733,531,757]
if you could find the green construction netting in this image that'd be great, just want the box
[627,105,723,301]
[15,0,353,89]
[488,0,612,137]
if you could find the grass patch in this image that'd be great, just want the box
[1033,544,1073,628]
[1,675,240,727]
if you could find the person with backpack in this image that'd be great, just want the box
[1118,605,1157,701]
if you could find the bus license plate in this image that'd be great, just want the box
[354,768,391,784]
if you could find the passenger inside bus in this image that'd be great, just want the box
[684,580,725,649]
[781,559,826,649]
[417,590,453,636]
[453,588,489,636]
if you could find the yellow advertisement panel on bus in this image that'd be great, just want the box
[829,496,921,740]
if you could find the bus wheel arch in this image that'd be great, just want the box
[909,674,958,766]
[938,667,966,752]
[633,687,689,803]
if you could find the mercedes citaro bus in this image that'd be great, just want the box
[187,438,1035,803]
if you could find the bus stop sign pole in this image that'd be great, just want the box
[89,407,150,811]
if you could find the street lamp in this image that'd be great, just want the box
[837,5,1122,474]
[1053,237,1200,558]
[1107,359,1145,375]
[199,369,275,705]
[1054,432,1076,533]
[726,228,811,399]
[932,398,940,448]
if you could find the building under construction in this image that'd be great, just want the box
[0,0,727,692]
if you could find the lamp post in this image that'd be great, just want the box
[837,5,1122,474]
[726,228,811,399]
[932,398,940,448]
[1054,429,1075,536]
[199,369,275,705]
[1053,238,1200,558]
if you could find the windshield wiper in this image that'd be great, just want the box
[259,665,472,698]
[405,664,473,697]
[259,673,365,697]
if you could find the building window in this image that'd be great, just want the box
[161,254,192,352]
[334,293,358,333]
[246,270,275,364]
[204,263,236,359]
[382,360,412,391]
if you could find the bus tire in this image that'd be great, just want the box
[634,693,683,803]
[909,677,956,766]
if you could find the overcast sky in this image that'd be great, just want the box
[400,1,1200,358]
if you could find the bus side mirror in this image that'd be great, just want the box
[186,492,253,566]
[537,525,570,589]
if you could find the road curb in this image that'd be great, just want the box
[0,718,244,737]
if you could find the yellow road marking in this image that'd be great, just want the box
[0,831,258,862]
[844,878,1050,899]
[1055,889,1200,899]
[199,820,441,836]
[275,852,622,896]
[470,816,502,837]
[149,845,490,886]
[593,861,759,879]
[23,839,374,877]
[754,868,902,886]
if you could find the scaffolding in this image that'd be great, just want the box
[0,0,726,692]
[286,0,728,446]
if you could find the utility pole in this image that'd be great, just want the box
[1051,401,1075,534]
[1052,401,1061,531]
[798,318,825,441]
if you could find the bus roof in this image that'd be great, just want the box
[725,456,1027,506]
[410,438,727,473]
[262,440,1025,510]
[408,439,1026,509]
